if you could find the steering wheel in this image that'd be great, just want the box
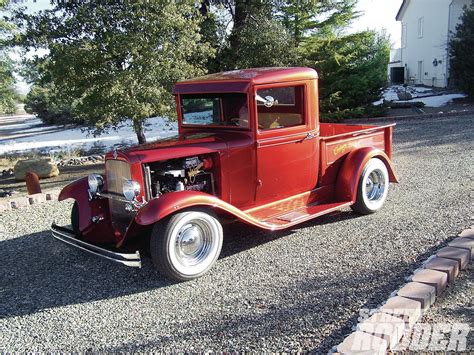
[230,118,250,127]
[229,118,264,129]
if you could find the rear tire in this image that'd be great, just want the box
[150,209,223,281]
[351,158,389,215]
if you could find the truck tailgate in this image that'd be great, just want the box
[319,123,395,186]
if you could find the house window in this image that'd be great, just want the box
[401,23,407,48]
[418,17,424,38]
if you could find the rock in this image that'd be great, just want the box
[14,158,60,181]
[397,91,413,100]
[0,189,13,198]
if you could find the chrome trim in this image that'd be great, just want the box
[96,191,146,211]
[51,224,141,268]
[143,164,153,200]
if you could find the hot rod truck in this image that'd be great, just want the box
[52,67,398,281]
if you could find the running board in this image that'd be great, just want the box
[51,223,141,268]
[263,201,352,227]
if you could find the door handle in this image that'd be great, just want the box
[302,132,316,141]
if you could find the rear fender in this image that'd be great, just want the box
[335,147,398,203]
[135,190,265,228]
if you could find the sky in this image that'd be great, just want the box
[12,0,405,94]
[349,0,404,47]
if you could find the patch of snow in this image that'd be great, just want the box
[0,116,178,155]
[412,87,432,93]
[0,118,43,131]
[396,93,467,107]
[373,84,466,107]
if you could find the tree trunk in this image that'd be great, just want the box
[199,0,210,16]
[229,0,249,54]
[133,119,146,144]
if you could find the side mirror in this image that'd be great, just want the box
[264,96,275,108]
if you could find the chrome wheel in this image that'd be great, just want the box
[365,169,386,202]
[175,221,214,267]
[150,209,223,281]
[352,158,389,214]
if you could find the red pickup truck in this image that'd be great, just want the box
[52,67,397,281]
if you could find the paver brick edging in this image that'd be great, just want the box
[332,227,473,354]
[0,188,62,214]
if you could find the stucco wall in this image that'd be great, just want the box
[398,0,471,87]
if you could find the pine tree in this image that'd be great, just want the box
[450,4,474,97]
[217,0,296,70]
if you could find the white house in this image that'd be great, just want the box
[395,0,473,87]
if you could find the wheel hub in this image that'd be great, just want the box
[365,170,385,201]
[178,225,203,256]
[175,221,212,266]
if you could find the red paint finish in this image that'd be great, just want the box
[335,147,398,203]
[58,67,397,248]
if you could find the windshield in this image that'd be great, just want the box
[181,93,249,128]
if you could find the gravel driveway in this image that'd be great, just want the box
[1,115,472,352]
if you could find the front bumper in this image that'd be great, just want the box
[51,223,142,268]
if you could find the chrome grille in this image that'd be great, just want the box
[105,159,133,235]
[106,160,131,194]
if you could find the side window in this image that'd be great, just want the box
[256,86,305,130]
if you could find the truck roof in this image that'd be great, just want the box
[173,67,318,94]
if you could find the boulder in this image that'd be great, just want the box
[14,158,59,181]
[397,91,413,100]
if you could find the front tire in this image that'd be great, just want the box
[150,209,223,281]
[71,201,81,235]
[351,158,389,215]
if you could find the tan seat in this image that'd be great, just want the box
[258,113,303,129]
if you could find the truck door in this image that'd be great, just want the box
[254,83,319,205]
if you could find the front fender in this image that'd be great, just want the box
[335,147,398,203]
[58,177,111,236]
[58,177,92,231]
[135,191,268,228]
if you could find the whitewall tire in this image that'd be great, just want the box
[150,209,223,281]
[351,158,389,215]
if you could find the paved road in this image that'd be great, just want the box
[0,115,472,352]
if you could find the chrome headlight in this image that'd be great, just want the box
[88,174,104,194]
[123,180,141,201]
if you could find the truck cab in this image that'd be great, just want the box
[52,67,398,281]
[174,67,320,208]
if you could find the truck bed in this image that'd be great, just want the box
[318,122,395,186]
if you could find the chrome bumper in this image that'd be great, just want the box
[51,223,142,268]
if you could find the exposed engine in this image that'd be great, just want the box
[145,156,214,199]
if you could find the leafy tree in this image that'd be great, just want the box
[0,0,17,114]
[450,4,474,97]
[24,84,79,125]
[15,1,214,143]
[0,53,16,114]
